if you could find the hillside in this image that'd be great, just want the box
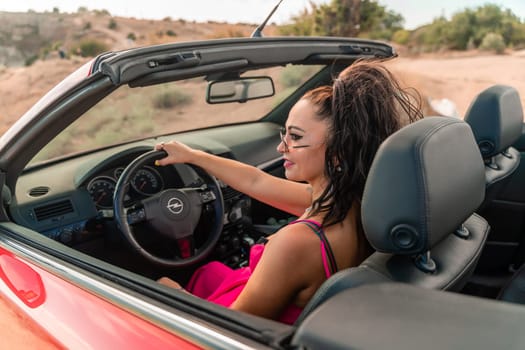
[0,10,273,133]
[0,11,267,66]
[0,10,524,136]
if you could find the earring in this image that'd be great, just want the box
[335,166,342,172]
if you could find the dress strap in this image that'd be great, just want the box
[256,236,269,245]
[290,219,339,277]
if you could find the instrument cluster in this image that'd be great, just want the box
[87,165,164,209]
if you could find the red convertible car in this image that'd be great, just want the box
[1,33,525,348]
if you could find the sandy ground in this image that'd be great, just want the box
[0,58,88,134]
[385,52,525,117]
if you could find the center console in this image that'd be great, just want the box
[212,183,260,268]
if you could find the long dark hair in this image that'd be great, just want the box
[305,59,423,229]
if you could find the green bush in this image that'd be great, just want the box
[108,19,117,30]
[94,9,111,16]
[280,65,319,89]
[153,87,192,109]
[479,32,506,54]
[25,55,38,66]
[166,30,176,37]
[391,29,411,45]
[74,39,109,57]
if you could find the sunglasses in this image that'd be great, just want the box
[279,126,320,151]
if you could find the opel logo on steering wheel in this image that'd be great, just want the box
[167,197,184,214]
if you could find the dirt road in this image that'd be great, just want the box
[385,52,525,117]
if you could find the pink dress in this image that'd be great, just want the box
[185,219,337,324]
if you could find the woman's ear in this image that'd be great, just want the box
[330,156,343,173]
[332,155,340,167]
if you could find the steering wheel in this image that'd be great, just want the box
[113,149,224,268]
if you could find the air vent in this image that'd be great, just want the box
[34,200,73,221]
[28,186,50,197]
[222,186,241,201]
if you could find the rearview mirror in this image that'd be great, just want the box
[206,77,275,104]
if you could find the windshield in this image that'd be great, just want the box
[29,64,323,166]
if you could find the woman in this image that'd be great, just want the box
[154,59,423,324]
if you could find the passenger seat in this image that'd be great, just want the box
[464,85,523,211]
[464,85,524,277]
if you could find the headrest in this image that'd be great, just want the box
[361,117,485,255]
[464,85,523,158]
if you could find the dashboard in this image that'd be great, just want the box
[9,145,260,268]
[8,122,284,268]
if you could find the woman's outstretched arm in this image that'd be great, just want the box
[155,140,311,216]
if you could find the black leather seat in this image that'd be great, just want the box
[465,85,523,274]
[498,263,525,304]
[470,86,525,304]
[464,85,523,211]
[296,116,489,323]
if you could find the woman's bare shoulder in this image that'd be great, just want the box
[264,221,322,260]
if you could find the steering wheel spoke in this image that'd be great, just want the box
[175,236,195,259]
[199,188,217,203]
[125,205,147,225]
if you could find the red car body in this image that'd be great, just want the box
[0,246,201,349]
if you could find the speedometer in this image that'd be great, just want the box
[131,166,164,195]
[87,176,116,209]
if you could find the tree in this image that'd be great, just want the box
[279,0,403,40]
[360,0,404,40]
[445,10,476,50]
[507,22,525,48]
[413,4,524,51]
[279,7,316,36]
[411,17,449,51]
[313,0,361,37]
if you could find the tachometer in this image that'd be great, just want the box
[114,167,124,179]
[87,176,117,209]
[131,166,164,195]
